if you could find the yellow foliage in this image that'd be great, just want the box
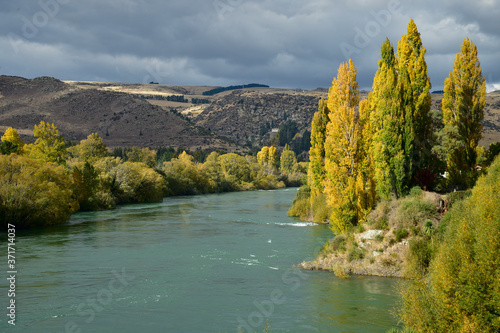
[68,133,108,162]
[1,127,25,154]
[400,155,500,332]
[323,59,373,233]
[0,154,77,227]
[29,121,67,164]
[442,37,486,188]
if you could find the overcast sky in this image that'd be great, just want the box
[1,0,499,91]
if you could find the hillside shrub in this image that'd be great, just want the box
[399,155,500,332]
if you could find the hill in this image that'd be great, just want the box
[431,90,500,147]
[1,76,499,152]
[193,89,327,150]
[194,89,500,150]
[0,76,242,151]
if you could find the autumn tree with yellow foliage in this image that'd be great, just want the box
[1,127,25,154]
[323,60,374,233]
[399,154,500,332]
[442,37,486,188]
[257,145,278,174]
[28,121,67,164]
[369,20,432,199]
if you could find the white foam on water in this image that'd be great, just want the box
[275,222,318,227]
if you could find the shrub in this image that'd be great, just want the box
[347,246,365,262]
[356,223,365,233]
[446,189,472,208]
[312,193,330,223]
[409,186,423,198]
[330,235,347,252]
[423,219,434,235]
[399,155,500,332]
[393,197,437,229]
[368,199,390,227]
[374,215,389,230]
[406,236,434,277]
[333,263,350,279]
[395,229,409,242]
[382,258,395,267]
[287,198,310,220]
[288,186,311,219]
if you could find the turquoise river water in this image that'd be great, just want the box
[1,188,400,332]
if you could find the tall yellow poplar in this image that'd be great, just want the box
[442,37,486,188]
[323,59,361,234]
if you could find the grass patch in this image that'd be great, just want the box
[321,235,347,256]
[347,246,365,262]
[392,197,438,229]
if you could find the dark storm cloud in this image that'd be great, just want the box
[0,0,499,91]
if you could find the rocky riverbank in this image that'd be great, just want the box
[300,190,446,278]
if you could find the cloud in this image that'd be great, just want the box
[0,0,499,90]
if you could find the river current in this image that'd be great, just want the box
[0,188,399,332]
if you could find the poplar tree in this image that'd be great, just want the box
[442,37,486,188]
[323,59,361,233]
[356,100,376,221]
[369,20,432,199]
[257,146,278,174]
[307,98,329,200]
[397,18,432,184]
[1,127,24,155]
[369,38,405,199]
[279,144,297,174]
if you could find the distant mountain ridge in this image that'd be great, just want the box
[0,76,499,152]
[0,75,241,151]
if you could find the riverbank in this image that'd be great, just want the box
[299,190,448,278]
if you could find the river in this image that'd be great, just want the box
[0,188,399,332]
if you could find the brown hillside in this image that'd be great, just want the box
[193,89,329,147]
[1,76,498,152]
[193,88,499,149]
[0,76,242,151]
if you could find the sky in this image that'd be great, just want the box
[0,0,499,91]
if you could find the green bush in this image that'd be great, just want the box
[312,192,330,223]
[288,185,311,219]
[409,186,423,198]
[330,235,347,252]
[446,189,472,208]
[347,246,365,262]
[394,197,437,228]
[423,219,434,235]
[395,229,409,242]
[374,215,389,229]
[406,236,435,278]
